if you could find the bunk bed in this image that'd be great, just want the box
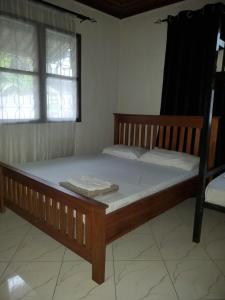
[192,18,225,243]
[0,113,220,284]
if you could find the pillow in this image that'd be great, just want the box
[138,147,199,171]
[102,144,146,160]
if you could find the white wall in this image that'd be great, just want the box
[48,0,120,154]
[117,0,225,115]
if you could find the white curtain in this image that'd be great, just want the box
[0,123,76,164]
[0,0,77,164]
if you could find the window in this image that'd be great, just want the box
[0,15,81,123]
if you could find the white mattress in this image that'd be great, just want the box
[205,173,225,207]
[15,154,198,214]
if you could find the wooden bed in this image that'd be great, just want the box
[0,114,219,284]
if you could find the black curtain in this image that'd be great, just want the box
[160,3,225,165]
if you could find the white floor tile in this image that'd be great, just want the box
[0,209,30,236]
[64,243,113,261]
[201,219,225,260]
[214,260,225,277]
[113,231,161,261]
[114,260,178,300]
[0,234,25,262]
[0,263,8,277]
[53,261,116,300]
[151,208,210,260]
[166,259,225,300]
[12,230,65,262]
[0,198,224,300]
[0,261,60,300]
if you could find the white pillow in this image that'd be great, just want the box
[138,147,199,171]
[102,145,146,160]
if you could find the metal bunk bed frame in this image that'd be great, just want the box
[193,18,225,243]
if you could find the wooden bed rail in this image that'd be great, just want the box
[114,113,220,169]
[0,162,107,284]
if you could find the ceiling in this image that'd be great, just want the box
[75,0,186,19]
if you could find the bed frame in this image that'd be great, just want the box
[0,114,219,284]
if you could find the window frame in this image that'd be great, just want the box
[0,13,81,124]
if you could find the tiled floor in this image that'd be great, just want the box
[0,198,225,300]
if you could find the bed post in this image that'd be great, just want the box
[0,165,6,213]
[91,208,106,284]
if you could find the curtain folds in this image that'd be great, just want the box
[0,0,77,164]
[0,0,76,33]
[160,3,225,164]
[0,122,76,164]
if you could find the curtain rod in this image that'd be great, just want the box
[29,0,97,23]
[155,18,168,24]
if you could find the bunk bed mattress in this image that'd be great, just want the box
[15,154,198,214]
[205,173,225,207]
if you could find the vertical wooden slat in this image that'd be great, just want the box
[60,204,66,234]
[125,123,129,145]
[146,125,151,149]
[4,177,9,200]
[37,194,43,222]
[14,181,18,204]
[33,192,37,218]
[67,208,74,239]
[0,172,5,213]
[186,127,193,154]
[19,184,24,209]
[76,210,83,245]
[55,202,60,230]
[33,191,38,217]
[158,126,164,148]
[23,186,28,211]
[178,127,185,152]
[130,123,135,146]
[9,179,13,202]
[141,124,146,148]
[208,118,219,169]
[119,123,122,144]
[51,199,57,228]
[29,189,34,215]
[194,128,201,156]
[135,124,139,147]
[46,197,52,226]
[40,195,46,222]
[82,215,86,246]
[28,188,33,214]
[165,126,171,149]
[172,127,178,150]
[120,123,125,144]
[114,114,119,144]
[85,214,91,249]
[152,125,157,149]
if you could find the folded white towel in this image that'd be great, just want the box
[67,176,112,191]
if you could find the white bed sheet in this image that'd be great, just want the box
[205,173,225,207]
[15,154,198,214]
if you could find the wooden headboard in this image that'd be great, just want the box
[114,114,220,169]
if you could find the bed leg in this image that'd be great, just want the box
[0,170,6,213]
[192,195,204,243]
[91,209,106,284]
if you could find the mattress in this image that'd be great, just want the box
[205,173,225,207]
[15,154,198,214]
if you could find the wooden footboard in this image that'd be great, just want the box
[0,162,107,284]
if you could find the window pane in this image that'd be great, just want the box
[0,72,39,122]
[46,29,76,77]
[0,16,38,72]
[47,77,77,121]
